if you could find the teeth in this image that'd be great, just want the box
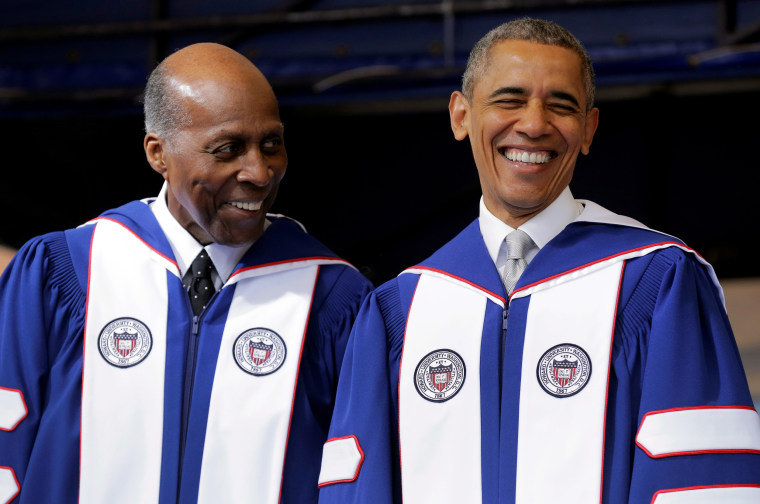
[230,201,262,211]
[504,149,551,164]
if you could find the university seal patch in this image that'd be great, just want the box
[536,343,592,398]
[233,328,287,376]
[414,349,466,402]
[98,317,153,368]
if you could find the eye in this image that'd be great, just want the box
[211,142,244,159]
[261,136,283,154]
[493,99,524,108]
[548,102,579,115]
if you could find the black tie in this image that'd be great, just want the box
[184,251,215,315]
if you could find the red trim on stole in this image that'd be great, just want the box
[89,217,178,269]
[599,262,626,503]
[408,266,506,305]
[512,241,690,297]
[277,266,321,503]
[79,225,98,500]
[397,277,423,496]
[230,257,351,281]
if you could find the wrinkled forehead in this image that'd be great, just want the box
[477,40,586,100]
[487,40,583,75]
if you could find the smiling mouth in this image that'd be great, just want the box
[228,201,262,211]
[499,147,555,165]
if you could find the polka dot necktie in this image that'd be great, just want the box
[184,251,216,315]
[503,229,534,295]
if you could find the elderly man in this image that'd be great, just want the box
[318,18,760,504]
[0,43,371,503]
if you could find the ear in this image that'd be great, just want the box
[144,132,168,178]
[580,107,599,155]
[449,91,470,141]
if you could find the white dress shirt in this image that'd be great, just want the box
[478,187,582,281]
[150,183,263,290]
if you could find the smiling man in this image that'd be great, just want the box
[0,43,371,503]
[318,18,760,504]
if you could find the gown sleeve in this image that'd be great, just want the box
[0,231,87,499]
[318,280,408,504]
[625,249,760,503]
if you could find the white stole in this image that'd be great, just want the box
[512,261,623,503]
[398,257,629,502]
[398,273,486,503]
[81,218,344,503]
[81,218,177,503]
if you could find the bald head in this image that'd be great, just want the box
[143,42,287,246]
[143,43,276,146]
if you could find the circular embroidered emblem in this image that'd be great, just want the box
[536,343,592,398]
[414,349,466,403]
[233,328,287,376]
[98,317,153,368]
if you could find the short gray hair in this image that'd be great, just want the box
[142,60,191,144]
[462,17,595,110]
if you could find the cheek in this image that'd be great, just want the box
[475,113,513,154]
[272,157,287,181]
[557,121,587,152]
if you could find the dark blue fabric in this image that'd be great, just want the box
[158,272,191,504]
[418,220,506,301]
[480,302,504,503]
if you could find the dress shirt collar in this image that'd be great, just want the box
[478,186,582,265]
[150,182,255,285]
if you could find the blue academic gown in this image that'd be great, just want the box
[319,217,760,504]
[0,199,372,503]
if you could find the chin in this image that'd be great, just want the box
[218,229,265,247]
[212,235,254,247]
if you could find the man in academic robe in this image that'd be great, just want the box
[318,18,760,504]
[0,42,371,503]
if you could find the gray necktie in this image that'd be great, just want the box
[503,229,534,295]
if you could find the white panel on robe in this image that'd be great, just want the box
[399,273,486,503]
[197,266,318,504]
[516,261,624,504]
[81,219,175,504]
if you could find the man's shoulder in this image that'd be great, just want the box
[7,200,148,279]
[96,199,158,230]
[261,214,341,260]
[553,211,722,297]
[258,214,372,288]
[624,242,714,285]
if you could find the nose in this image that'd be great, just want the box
[236,148,273,187]
[515,101,551,139]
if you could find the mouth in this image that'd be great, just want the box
[227,200,263,212]
[499,147,555,165]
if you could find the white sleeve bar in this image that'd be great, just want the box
[636,406,760,458]
[0,467,20,504]
[318,435,364,487]
[652,485,760,503]
[0,387,27,431]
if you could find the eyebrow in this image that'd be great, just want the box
[488,86,581,108]
[488,86,525,100]
[208,123,285,143]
